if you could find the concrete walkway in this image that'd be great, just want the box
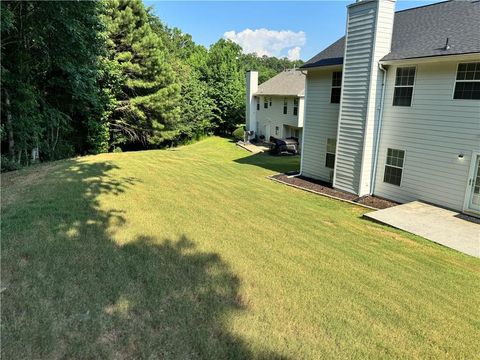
[364,201,480,257]
[236,141,270,154]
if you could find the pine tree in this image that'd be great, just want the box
[103,0,180,147]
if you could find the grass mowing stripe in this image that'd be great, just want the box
[2,137,479,359]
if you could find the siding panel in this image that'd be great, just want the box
[373,61,480,211]
[334,0,395,196]
[334,4,376,194]
[301,70,340,181]
[256,96,303,140]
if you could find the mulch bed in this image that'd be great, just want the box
[271,173,398,209]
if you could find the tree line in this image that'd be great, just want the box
[0,0,303,170]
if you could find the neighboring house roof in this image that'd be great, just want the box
[255,70,306,97]
[302,0,480,69]
[302,37,345,69]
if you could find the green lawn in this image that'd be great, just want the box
[2,136,479,359]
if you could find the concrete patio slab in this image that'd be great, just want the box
[364,201,480,257]
[236,141,270,154]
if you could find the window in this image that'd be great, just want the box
[256,98,260,111]
[283,98,288,114]
[383,148,405,186]
[275,126,279,135]
[269,97,272,107]
[454,62,480,100]
[325,138,336,169]
[393,67,415,106]
[293,98,299,116]
[330,71,342,103]
[264,97,268,109]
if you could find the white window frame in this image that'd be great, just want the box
[452,62,480,100]
[256,98,260,111]
[383,148,406,186]
[293,98,299,116]
[264,97,268,109]
[283,97,288,114]
[325,138,336,169]
[392,66,416,107]
[269,97,272,107]
[330,71,342,104]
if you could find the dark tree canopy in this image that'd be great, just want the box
[240,53,304,84]
[1,1,107,167]
[0,1,304,170]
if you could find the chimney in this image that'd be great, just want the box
[333,0,396,196]
[245,71,258,138]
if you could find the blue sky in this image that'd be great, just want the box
[145,1,438,61]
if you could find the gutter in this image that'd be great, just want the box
[370,63,387,195]
[379,52,480,66]
[299,69,309,175]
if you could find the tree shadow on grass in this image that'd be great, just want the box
[234,152,300,174]
[1,160,288,359]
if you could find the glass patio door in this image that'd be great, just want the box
[467,155,480,213]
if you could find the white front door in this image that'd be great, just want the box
[465,154,480,213]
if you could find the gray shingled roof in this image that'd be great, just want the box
[302,0,480,69]
[302,37,345,68]
[255,70,306,97]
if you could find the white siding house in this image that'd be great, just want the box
[373,59,480,211]
[246,70,305,145]
[300,0,480,214]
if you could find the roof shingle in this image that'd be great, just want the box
[302,0,480,69]
[255,70,306,97]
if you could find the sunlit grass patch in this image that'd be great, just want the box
[2,137,479,359]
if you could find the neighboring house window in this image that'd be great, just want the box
[293,98,299,116]
[383,148,405,186]
[264,97,268,108]
[269,97,272,107]
[454,62,480,100]
[393,67,415,106]
[330,71,342,103]
[283,98,288,114]
[256,98,260,111]
[275,126,279,135]
[325,138,336,169]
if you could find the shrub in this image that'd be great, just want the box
[112,147,123,153]
[232,126,245,141]
[1,155,21,172]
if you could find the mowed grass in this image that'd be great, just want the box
[2,137,479,359]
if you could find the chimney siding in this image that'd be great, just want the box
[245,71,259,138]
[333,0,396,196]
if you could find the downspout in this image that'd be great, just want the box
[299,69,308,175]
[370,62,387,195]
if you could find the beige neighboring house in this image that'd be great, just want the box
[300,0,480,214]
[245,70,305,146]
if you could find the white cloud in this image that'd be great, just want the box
[287,46,301,61]
[224,28,305,59]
